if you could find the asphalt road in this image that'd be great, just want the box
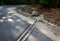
[0,6,53,41]
[0,6,31,41]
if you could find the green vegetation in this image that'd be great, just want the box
[0,0,60,7]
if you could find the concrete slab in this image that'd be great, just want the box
[27,23,53,41]
[35,22,60,41]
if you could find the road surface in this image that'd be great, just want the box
[0,6,53,41]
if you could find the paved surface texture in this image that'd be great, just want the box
[0,6,35,41]
[0,6,53,41]
[27,22,53,41]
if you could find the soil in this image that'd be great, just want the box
[21,5,45,15]
[43,8,60,26]
[21,5,60,26]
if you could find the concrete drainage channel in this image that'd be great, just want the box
[16,19,37,41]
